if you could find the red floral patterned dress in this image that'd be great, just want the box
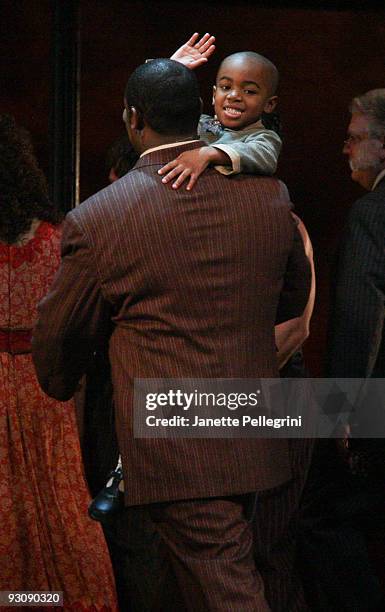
[0,222,118,610]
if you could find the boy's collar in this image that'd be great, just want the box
[223,118,265,132]
[202,115,265,136]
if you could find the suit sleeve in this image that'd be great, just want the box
[275,216,315,367]
[32,212,112,401]
[212,130,282,176]
[327,196,385,377]
[275,220,312,325]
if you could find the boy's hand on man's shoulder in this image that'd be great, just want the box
[158,146,231,190]
[158,147,213,190]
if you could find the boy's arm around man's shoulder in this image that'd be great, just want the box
[212,129,282,176]
[32,211,112,401]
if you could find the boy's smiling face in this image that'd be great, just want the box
[213,55,278,130]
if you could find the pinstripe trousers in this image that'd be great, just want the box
[148,494,270,612]
[107,439,313,611]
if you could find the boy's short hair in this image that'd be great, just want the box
[218,51,279,96]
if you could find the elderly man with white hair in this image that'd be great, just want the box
[328,88,385,377]
[304,90,385,612]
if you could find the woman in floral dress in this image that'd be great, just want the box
[0,114,118,610]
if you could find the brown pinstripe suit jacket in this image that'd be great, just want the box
[33,142,310,505]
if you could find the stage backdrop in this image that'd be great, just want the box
[3,1,385,374]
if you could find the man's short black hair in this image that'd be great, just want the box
[124,59,201,137]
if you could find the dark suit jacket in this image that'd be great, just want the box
[327,176,385,377]
[33,141,310,505]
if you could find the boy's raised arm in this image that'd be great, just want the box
[155,33,217,190]
[171,32,215,69]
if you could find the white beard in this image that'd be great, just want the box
[349,140,382,172]
[349,158,380,172]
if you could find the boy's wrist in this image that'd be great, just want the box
[205,146,230,165]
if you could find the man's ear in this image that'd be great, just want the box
[212,85,216,106]
[263,95,278,115]
[128,106,144,131]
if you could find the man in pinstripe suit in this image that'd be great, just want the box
[302,90,385,612]
[33,59,310,610]
[328,88,385,377]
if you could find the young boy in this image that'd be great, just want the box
[159,33,282,190]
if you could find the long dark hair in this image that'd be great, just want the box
[0,114,62,244]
